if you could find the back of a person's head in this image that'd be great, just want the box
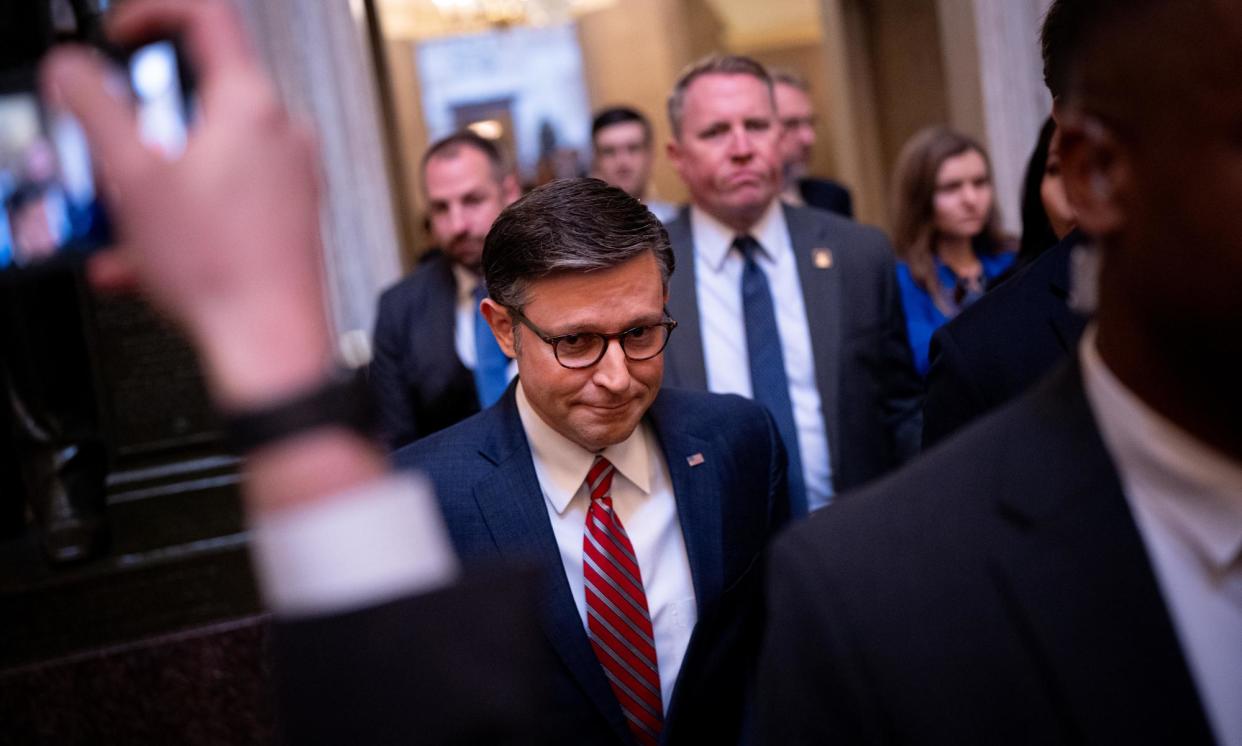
[1041,0,1169,103]
[482,178,673,309]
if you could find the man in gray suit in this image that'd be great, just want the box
[661,55,922,516]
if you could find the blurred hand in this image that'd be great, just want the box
[42,0,332,408]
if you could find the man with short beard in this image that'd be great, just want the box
[371,132,520,449]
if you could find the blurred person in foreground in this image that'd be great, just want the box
[590,106,679,223]
[771,69,853,218]
[760,1,1242,743]
[661,54,922,517]
[43,1,555,743]
[920,0,1091,447]
[371,131,520,450]
[890,126,1016,376]
[395,177,789,746]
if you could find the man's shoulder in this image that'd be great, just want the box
[776,370,1065,575]
[783,203,891,261]
[654,387,771,431]
[378,251,454,307]
[392,403,498,477]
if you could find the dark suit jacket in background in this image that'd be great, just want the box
[370,251,480,449]
[394,385,790,745]
[759,361,1214,745]
[922,231,1087,447]
[663,204,923,494]
[798,177,853,219]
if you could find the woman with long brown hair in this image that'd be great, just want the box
[891,126,1015,375]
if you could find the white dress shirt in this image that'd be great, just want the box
[689,200,833,510]
[452,263,517,382]
[1082,327,1242,746]
[249,472,460,618]
[516,385,697,712]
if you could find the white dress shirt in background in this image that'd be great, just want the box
[689,200,833,510]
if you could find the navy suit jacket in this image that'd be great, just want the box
[798,177,853,218]
[371,251,480,450]
[394,384,790,745]
[662,203,923,494]
[759,361,1214,744]
[923,231,1088,447]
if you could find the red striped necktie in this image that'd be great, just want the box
[582,456,664,745]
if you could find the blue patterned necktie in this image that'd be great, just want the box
[735,235,807,516]
[472,283,510,407]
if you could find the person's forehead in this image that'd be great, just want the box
[594,121,648,147]
[774,82,812,113]
[936,150,987,182]
[684,73,772,114]
[424,146,496,195]
[523,253,665,326]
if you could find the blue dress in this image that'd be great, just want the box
[896,251,1016,376]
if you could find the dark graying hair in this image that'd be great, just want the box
[482,177,674,311]
[667,54,773,138]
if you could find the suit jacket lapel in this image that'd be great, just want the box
[784,205,843,470]
[470,390,630,742]
[664,209,709,391]
[987,365,1213,743]
[647,394,725,608]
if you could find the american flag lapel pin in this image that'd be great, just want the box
[686,453,705,467]
[813,248,833,269]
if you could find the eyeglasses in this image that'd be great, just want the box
[508,308,677,369]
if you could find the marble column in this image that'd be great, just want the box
[234,0,404,361]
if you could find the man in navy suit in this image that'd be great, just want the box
[371,131,520,449]
[772,69,853,218]
[661,55,922,515]
[396,177,789,745]
[760,1,1242,743]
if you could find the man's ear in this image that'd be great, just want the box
[666,137,684,176]
[500,174,521,206]
[1058,111,1128,238]
[480,298,517,358]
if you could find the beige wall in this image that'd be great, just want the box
[577,0,726,205]
[383,37,432,269]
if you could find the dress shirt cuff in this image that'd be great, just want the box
[250,472,460,618]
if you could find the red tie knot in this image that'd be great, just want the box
[587,456,615,502]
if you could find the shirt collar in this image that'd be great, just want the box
[1081,325,1242,570]
[515,384,653,515]
[451,263,481,304]
[690,198,787,272]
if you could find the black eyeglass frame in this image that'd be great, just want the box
[507,307,678,369]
